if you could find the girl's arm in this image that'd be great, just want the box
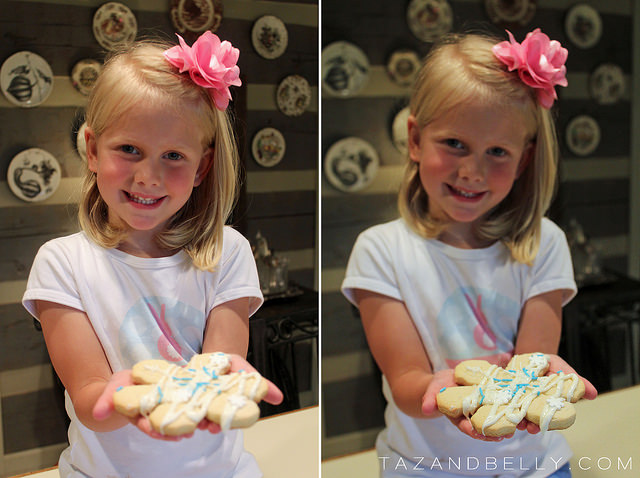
[356,289,502,441]
[202,298,284,407]
[37,300,133,433]
[355,289,434,418]
[515,289,597,398]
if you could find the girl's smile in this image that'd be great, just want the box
[85,102,212,255]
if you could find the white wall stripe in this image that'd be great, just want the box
[246,169,317,193]
[0,365,55,398]
[321,350,376,382]
[0,80,318,113]
[0,280,28,306]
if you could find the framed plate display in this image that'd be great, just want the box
[0,51,53,107]
[71,59,102,96]
[565,115,600,157]
[7,148,61,202]
[589,63,625,105]
[252,15,288,60]
[322,41,370,98]
[252,127,286,167]
[386,49,421,87]
[391,106,411,155]
[485,0,536,27]
[170,0,223,37]
[324,137,379,193]
[406,0,453,43]
[565,4,602,49]
[276,75,311,117]
[93,2,137,51]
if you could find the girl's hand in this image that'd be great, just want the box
[198,354,285,435]
[421,369,509,442]
[92,370,192,441]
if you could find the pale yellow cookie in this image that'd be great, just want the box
[436,353,586,437]
[112,352,268,435]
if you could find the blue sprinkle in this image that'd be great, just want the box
[479,387,485,405]
[116,386,123,391]
[439,387,447,393]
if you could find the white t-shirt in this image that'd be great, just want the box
[342,218,577,477]
[23,227,263,478]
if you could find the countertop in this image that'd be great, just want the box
[11,406,318,478]
[322,385,640,477]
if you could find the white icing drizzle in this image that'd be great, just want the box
[460,354,580,434]
[137,352,262,434]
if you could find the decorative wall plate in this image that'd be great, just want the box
[71,59,102,96]
[0,51,53,107]
[386,49,421,87]
[76,121,88,161]
[589,63,625,105]
[406,0,453,43]
[252,15,288,60]
[485,0,536,27]
[565,115,600,157]
[565,4,602,49]
[321,41,370,98]
[7,148,61,202]
[93,2,137,51]
[276,75,311,116]
[170,0,223,36]
[391,106,411,155]
[252,127,286,167]
[324,137,379,193]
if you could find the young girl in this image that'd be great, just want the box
[342,30,597,477]
[23,32,282,477]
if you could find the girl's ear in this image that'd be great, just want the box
[194,147,214,187]
[407,114,421,163]
[517,142,535,178]
[85,127,99,173]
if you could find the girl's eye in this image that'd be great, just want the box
[120,144,139,155]
[445,138,464,150]
[487,147,508,158]
[165,151,183,161]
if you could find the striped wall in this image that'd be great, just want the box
[321,0,634,459]
[0,1,317,476]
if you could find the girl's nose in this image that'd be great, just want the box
[134,159,161,186]
[458,155,484,181]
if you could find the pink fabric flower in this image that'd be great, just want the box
[164,31,241,110]
[492,29,568,109]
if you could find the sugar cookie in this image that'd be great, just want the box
[436,353,585,437]
[113,352,268,436]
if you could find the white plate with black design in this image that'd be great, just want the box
[71,59,102,96]
[566,115,600,156]
[276,75,311,116]
[322,41,370,97]
[7,148,62,202]
[391,106,411,155]
[252,127,286,167]
[565,4,602,49]
[386,49,421,87]
[406,0,453,43]
[589,63,625,105]
[324,137,379,193]
[252,15,288,60]
[93,2,137,51]
[0,51,54,107]
[170,0,223,36]
[485,0,536,27]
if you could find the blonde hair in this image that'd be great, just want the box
[80,39,239,271]
[398,32,559,265]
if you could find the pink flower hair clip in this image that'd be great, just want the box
[492,29,568,109]
[163,31,241,111]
